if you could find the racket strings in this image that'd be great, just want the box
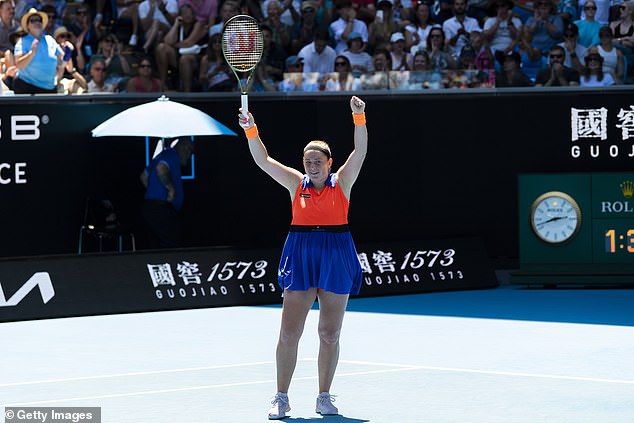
[222,18,263,72]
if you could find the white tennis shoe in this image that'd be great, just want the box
[315,392,338,415]
[268,392,290,420]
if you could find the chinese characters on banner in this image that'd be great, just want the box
[571,107,634,158]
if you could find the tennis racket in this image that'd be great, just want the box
[221,14,264,119]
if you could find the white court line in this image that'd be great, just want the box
[0,361,276,388]
[3,359,634,407]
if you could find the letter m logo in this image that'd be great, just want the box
[0,272,55,307]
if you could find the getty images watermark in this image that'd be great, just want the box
[4,408,101,423]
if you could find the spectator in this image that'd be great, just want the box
[298,26,337,73]
[535,44,580,85]
[86,57,116,92]
[208,0,238,36]
[427,25,455,70]
[556,0,577,26]
[140,138,195,249]
[278,55,308,91]
[596,25,625,83]
[558,22,586,73]
[360,47,390,88]
[126,57,162,91]
[178,0,217,26]
[290,0,327,54]
[483,0,522,57]
[578,0,610,25]
[69,4,100,68]
[13,8,63,93]
[259,23,286,85]
[408,49,433,86]
[115,0,141,46]
[324,54,362,90]
[368,0,402,52]
[199,32,233,91]
[351,0,375,24]
[341,30,372,74]
[263,0,293,53]
[0,0,20,53]
[330,0,368,54]
[495,50,533,86]
[94,33,131,85]
[155,3,207,91]
[139,0,178,53]
[54,26,87,93]
[405,2,434,53]
[40,4,58,35]
[516,31,545,82]
[442,0,482,59]
[580,47,616,85]
[524,0,564,55]
[609,1,634,51]
[389,31,412,69]
[574,0,602,47]
[261,0,301,27]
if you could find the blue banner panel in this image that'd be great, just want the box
[0,238,496,323]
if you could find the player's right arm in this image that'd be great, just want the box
[239,110,303,200]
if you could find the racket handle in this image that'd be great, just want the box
[241,94,249,119]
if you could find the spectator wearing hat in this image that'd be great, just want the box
[389,31,412,69]
[558,22,586,74]
[524,0,564,56]
[535,44,579,85]
[13,8,64,93]
[580,47,615,86]
[0,0,20,53]
[54,25,87,93]
[494,50,532,86]
[278,55,305,91]
[482,0,522,57]
[442,0,482,59]
[573,0,601,47]
[369,0,402,52]
[341,30,372,73]
[330,0,368,54]
[298,26,337,73]
[290,0,328,54]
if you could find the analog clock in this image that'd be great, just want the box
[530,191,582,244]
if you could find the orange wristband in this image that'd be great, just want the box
[244,124,258,139]
[352,112,366,126]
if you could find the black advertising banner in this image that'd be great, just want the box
[0,238,496,323]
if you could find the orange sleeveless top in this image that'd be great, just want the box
[291,174,349,226]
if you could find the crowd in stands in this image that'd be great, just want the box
[1,0,634,94]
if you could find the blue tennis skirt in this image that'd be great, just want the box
[277,226,362,295]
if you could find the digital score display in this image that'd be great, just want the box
[594,219,634,263]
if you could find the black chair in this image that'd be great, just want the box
[78,197,136,254]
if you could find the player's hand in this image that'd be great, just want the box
[350,96,365,114]
[238,108,255,129]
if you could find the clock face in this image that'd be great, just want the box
[530,191,582,244]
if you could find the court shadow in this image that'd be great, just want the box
[284,417,369,422]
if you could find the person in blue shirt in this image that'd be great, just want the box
[13,8,64,93]
[139,138,194,249]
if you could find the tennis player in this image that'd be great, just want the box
[238,96,368,420]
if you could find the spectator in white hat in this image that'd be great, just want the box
[390,31,412,69]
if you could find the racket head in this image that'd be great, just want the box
[221,14,264,73]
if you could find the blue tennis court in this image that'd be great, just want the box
[2,284,633,422]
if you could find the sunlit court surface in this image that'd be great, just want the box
[2,285,634,423]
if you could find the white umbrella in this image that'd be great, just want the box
[91,95,237,138]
